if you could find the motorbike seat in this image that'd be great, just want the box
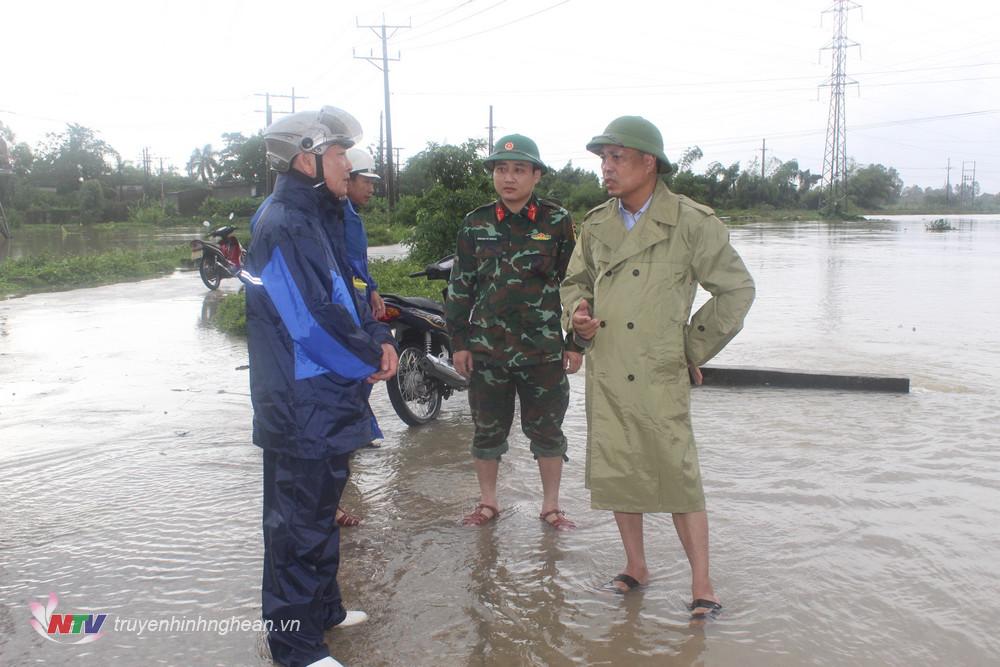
[392,296,444,313]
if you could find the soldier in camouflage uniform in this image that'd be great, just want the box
[445,134,582,531]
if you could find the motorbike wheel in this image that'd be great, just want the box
[199,256,222,290]
[386,344,443,426]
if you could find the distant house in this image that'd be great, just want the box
[166,181,265,215]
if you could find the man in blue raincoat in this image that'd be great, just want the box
[343,147,386,448]
[244,106,398,667]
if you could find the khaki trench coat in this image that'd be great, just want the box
[560,181,754,513]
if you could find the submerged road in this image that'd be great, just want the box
[3,215,1000,666]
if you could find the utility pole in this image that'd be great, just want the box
[487,105,495,150]
[377,111,386,197]
[819,0,861,214]
[159,157,165,205]
[256,89,309,194]
[946,157,951,204]
[393,146,404,186]
[961,161,976,206]
[760,139,767,179]
[255,90,308,123]
[142,147,152,197]
[355,16,411,210]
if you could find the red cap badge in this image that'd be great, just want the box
[504,141,514,150]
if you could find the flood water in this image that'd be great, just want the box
[2,215,999,666]
[0,224,209,263]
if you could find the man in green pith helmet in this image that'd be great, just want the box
[445,134,583,531]
[560,116,754,614]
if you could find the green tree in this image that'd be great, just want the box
[217,132,266,183]
[848,163,903,209]
[677,146,704,173]
[187,144,219,183]
[398,140,493,263]
[398,139,488,195]
[538,162,606,214]
[78,179,105,223]
[10,143,34,176]
[33,124,120,194]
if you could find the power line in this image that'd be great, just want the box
[395,0,508,45]
[406,0,571,50]
[396,61,1000,97]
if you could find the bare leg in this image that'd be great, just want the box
[538,456,574,529]
[473,458,500,517]
[612,511,649,591]
[672,510,719,608]
[537,456,563,515]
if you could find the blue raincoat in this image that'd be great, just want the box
[244,171,395,667]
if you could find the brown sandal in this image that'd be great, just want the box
[462,503,499,526]
[540,509,576,531]
[335,507,362,527]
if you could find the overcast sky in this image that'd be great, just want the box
[4,0,999,192]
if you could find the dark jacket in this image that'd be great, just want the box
[343,198,378,303]
[245,171,395,458]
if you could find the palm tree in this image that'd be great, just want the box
[187,144,219,183]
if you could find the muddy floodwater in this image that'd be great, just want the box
[0,224,208,263]
[2,215,999,666]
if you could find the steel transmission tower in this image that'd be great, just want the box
[820,0,861,213]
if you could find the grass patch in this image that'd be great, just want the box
[214,290,248,335]
[0,246,191,297]
[210,258,446,337]
[365,222,412,247]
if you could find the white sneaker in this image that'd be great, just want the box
[305,657,345,667]
[336,610,369,628]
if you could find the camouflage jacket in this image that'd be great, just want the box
[446,196,577,366]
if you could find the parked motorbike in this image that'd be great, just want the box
[191,221,245,290]
[379,255,468,426]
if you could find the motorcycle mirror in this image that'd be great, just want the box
[228,212,234,220]
[202,220,211,228]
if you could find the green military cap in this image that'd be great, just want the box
[586,116,672,174]
[484,134,547,173]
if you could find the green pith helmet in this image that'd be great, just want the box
[484,134,547,173]
[586,116,672,174]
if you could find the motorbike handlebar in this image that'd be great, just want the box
[408,271,428,278]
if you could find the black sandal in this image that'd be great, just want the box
[688,598,723,618]
[606,573,644,593]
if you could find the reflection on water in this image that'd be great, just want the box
[0,224,207,263]
[1,215,999,666]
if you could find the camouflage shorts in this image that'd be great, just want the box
[468,359,569,460]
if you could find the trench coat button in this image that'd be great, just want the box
[632,269,640,276]
[697,324,706,332]
[600,321,606,328]
[627,374,635,381]
[627,322,634,329]
[605,270,613,277]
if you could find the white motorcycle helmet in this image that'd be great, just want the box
[346,147,381,179]
[264,106,363,173]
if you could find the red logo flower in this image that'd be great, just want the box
[504,141,514,150]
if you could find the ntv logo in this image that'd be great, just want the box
[29,593,107,645]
